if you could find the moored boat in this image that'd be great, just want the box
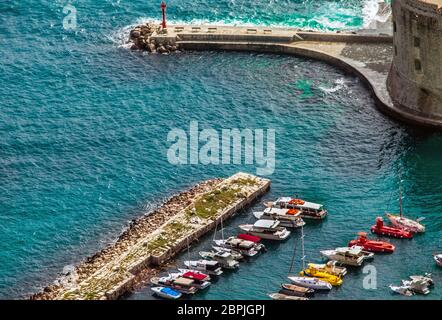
[213,237,260,257]
[371,217,413,239]
[348,232,395,253]
[151,276,198,295]
[169,271,211,290]
[239,220,291,241]
[199,251,240,269]
[183,260,223,276]
[151,286,182,300]
[211,246,244,260]
[281,283,315,297]
[320,246,373,267]
[433,254,442,267]
[386,213,425,233]
[390,284,414,296]
[385,190,425,233]
[268,293,308,300]
[299,266,343,286]
[253,207,305,228]
[268,197,327,220]
[307,261,347,277]
[288,276,332,291]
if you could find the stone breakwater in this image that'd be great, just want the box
[129,23,179,54]
[31,172,270,300]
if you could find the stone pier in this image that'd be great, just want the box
[31,172,270,300]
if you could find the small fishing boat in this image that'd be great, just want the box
[213,237,260,257]
[281,283,315,297]
[267,197,327,220]
[307,261,347,277]
[299,266,343,286]
[199,251,240,269]
[183,260,223,276]
[151,286,182,300]
[151,276,198,295]
[169,271,211,290]
[239,220,291,241]
[390,285,414,297]
[348,232,395,253]
[409,273,433,287]
[385,191,425,233]
[288,276,332,291]
[320,246,374,267]
[211,246,244,260]
[390,274,433,296]
[371,217,413,239]
[253,207,305,228]
[268,293,308,300]
[433,254,442,267]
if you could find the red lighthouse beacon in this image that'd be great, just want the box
[160,1,167,29]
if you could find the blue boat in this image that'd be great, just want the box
[151,286,182,300]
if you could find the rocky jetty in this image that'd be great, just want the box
[30,173,270,300]
[30,178,222,300]
[128,23,179,53]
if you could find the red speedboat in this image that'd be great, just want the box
[348,232,395,253]
[370,217,413,239]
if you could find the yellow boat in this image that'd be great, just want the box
[307,262,347,277]
[299,265,343,286]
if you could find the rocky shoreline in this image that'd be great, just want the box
[30,178,222,300]
[128,23,179,53]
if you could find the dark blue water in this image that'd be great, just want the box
[1,0,441,300]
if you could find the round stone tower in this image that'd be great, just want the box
[387,0,442,125]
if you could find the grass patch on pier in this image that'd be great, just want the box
[185,177,259,220]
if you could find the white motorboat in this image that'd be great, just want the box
[150,276,198,295]
[288,276,332,291]
[402,280,430,295]
[169,272,211,290]
[268,197,327,220]
[183,260,223,276]
[409,273,433,287]
[199,251,240,269]
[214,236,261,257]
[390,285,414,297]
[320,246,374,267]
[253,207,305,228]
[239,220,291,241]
[390,273,433,296]
[151,286,182,300]
[433,254,442,267]
[268,293,308,300]
[212,246,244,260]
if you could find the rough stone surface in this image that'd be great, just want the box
[388,0,442,124]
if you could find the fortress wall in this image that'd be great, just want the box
[388,0,442,119]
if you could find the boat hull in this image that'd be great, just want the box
[386,214,425,233]
[288,276,332,291]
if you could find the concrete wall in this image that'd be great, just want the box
[387,0,442,119]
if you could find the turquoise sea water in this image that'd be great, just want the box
[0,0,441,300]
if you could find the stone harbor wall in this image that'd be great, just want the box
[31,172,270,300]
[387,0,442,122]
